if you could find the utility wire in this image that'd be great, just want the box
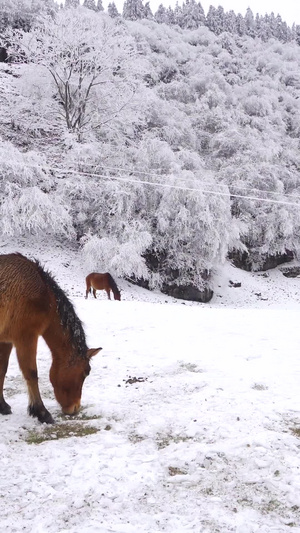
[80,162,300,201]
[6,160,300,208]
[53,167,300,208]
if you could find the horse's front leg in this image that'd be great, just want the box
[106,289,111,300]
[0,342,13,415]
[92,289,97,299]
[15,336,54,424]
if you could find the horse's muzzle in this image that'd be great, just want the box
[62,402,81,416]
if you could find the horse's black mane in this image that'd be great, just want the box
[35,258,88,359]
[107,273,121,297]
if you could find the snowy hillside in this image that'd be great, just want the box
[1,240,300,532]
[1,4,300,531]
[2,7,300,296]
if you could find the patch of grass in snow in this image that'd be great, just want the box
[128,429,182,445]
[156,432,194,449]
[252,383,268,391]
[179,362,204,373]
[128,433,146,444]
[168,466,188,476]
[57,411,102,421]
[262,499,281,513]
[290,426,300,438]
[25,422,99,444]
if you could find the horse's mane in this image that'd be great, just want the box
[107,273,120,297]
[34,259,88,359]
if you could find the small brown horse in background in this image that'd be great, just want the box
[0,253,101,424]
[85,272,121,301]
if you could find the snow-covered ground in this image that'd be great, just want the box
[0,239,300,533]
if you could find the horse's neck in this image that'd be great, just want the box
[42,315,71,360]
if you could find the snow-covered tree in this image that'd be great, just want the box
[17,8,141,142]
[166,6,176,25]
[206,5,222,34]
[143,2,153,20]
[223,10,237,34]
[83,0,97,10]
[96,0,104,11]
[0,139,73,237]
[154,4,168,24]
[123,0,145,20]
[181,0,205,29]
[173,2,183,27]
[65,0,80,8]
[244,8,255,38]
[235,13,246,36]
[144,171,235,289]
[107,2,119,17]
[0,0,57,32]
[257,14,272,41]
[295,25,300,46]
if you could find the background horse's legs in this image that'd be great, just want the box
[0,342,13,415]
[15,335,54,424]
[85,285,91,299]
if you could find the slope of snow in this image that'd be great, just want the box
[0,239,300,533]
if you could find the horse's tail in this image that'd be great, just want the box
[107,273,121,300]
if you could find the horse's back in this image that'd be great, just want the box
[0,254,51,341]
[86,272,108,289]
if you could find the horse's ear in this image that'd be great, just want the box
[87,347,102,358]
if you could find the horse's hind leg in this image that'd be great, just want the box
[15,336,54,424]
[85,282,91,299]
[0,342,13,415]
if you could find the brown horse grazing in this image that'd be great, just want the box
[0,253,102,424]
[85,272,121,301]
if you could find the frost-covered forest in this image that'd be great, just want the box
[1,0,300,299]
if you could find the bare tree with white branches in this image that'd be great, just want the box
[17,8,141,141]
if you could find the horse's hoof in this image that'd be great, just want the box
[0,400,12,415]
[39,411,55,424]
[28,404,55,424]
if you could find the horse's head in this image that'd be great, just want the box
[50,348,101,415]
[113,288,122,301]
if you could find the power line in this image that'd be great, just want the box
[53,167,300,208]
[75,162,300,201]
[5,159,300,208]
